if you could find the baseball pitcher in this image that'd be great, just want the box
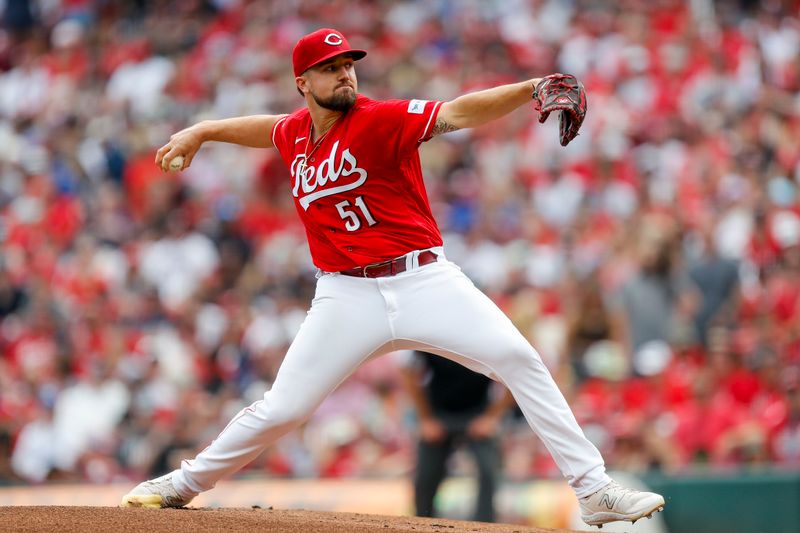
[121,28,664,527]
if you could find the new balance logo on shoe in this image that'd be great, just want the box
[601,493,618,510]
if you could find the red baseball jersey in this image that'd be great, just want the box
[271,95,444,271]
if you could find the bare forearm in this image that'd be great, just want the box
[156,114,285,170]
[194,115,285,148]
[434,79,541,134]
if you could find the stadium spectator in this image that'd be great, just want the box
[614,226,700,376]
[688,225,741,347]
[1,0,800,485]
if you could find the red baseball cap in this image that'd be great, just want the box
[292,28,367,77]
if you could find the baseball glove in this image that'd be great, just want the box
[532,73,587,146]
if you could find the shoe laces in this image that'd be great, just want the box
[147,475,178,495]
[605,481,638,499]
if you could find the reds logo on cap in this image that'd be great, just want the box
[323,33,343,46]
[292,28,367,77]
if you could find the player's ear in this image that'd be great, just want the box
[296,76,308,97]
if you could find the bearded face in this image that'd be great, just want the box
[299,54,358,111]
[311,86,356,112]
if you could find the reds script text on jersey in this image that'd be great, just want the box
[271,95,443,271]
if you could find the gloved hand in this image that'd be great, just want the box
[533,73,587,146]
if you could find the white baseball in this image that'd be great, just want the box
[168,155,185,171]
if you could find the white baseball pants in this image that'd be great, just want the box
[173,249,610,498]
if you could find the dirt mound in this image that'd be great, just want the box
[0,506,581,533]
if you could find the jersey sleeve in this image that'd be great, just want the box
[270,114,291,157]
[372,99,443,158]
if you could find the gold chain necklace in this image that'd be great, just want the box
[303,120,336,161]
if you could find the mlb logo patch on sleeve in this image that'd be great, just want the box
[407,99,427,114]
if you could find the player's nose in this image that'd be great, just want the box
[336,65,354,81]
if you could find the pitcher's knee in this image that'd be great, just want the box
[253,394,315,429]
[496,342,543,371]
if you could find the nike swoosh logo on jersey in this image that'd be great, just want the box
[295,137,307,144]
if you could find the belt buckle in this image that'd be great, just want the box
[362,260,387,278]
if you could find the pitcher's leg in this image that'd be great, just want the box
[173,275,393,496]
[391,263,610,497]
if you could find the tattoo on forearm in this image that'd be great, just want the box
[431,117,460,137]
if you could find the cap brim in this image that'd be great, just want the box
[303,49,367,74]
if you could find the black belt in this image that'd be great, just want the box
[340,250,438,278]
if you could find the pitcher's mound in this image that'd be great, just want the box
[0,506,584,532]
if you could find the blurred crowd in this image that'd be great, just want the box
[1,0,800,486]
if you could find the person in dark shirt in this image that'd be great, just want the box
[0,267,25,318]
[688,229,740,348]
[401,350,516,522]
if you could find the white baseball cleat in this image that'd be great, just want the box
[120,472,195,509]
[579,480,665,527]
